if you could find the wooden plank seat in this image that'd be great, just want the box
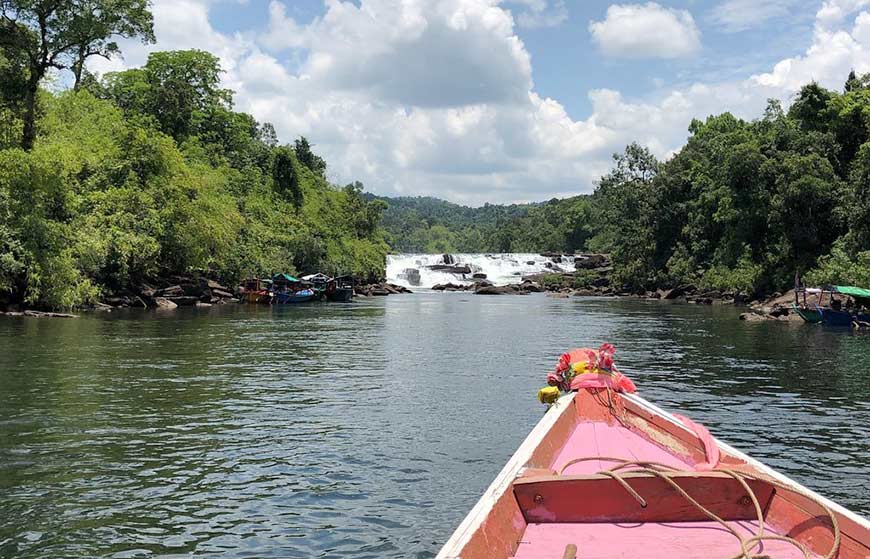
[513,471,776,524]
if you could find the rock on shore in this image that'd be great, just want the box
[93,276,239,310]
[355,282,413,296]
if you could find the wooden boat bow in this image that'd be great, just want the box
[436,389,870,559]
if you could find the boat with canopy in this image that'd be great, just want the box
[818,286,870,327]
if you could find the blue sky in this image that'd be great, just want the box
[90,0,870,204]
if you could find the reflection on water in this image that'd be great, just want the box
[1,296,868,558]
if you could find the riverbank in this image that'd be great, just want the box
[414,251,810,323]
[0,274,412,315]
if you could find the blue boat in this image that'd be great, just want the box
[271,273,317,304]
[818,285,870,327]
[273,288,316,304]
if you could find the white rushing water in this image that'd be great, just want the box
[386,253,577,288]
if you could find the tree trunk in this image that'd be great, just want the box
[21,73,39,151]
[72,60,83,91]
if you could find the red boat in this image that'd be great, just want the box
[437,349,870,559]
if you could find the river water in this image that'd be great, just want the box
[1,294,868,558]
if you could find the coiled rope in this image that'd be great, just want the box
[557,457,840,559]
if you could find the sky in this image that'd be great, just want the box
[87,0,870,205]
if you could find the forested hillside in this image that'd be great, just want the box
[592,77,870,296]
[374,195,595,254]
[1,4,388,310]
[378,76,870,297]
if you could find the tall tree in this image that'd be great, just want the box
[101,49,232,141]
[0,0,153,149]
[273,146,303,210]
[67,0,154,91]
[294,136,326,176]
[0,43,28,147]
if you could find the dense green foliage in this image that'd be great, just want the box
[1,0,154,149]
[589,79,870,295]
[3,1,868,308]
[375,195,595,254]
[0,47,388,309]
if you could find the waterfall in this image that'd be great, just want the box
[386,253,577,288]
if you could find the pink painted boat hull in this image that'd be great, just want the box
[436,390,870,559]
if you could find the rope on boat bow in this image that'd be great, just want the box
[557,457,841,559]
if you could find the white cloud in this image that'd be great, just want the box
[589,3,701,59]
[816,0,870,28]
[507,0,568,28]
[87,0,870,205]
[709,0,797,32]
[753,13,870,89]
[259,1,306,51]
[298,0,532,108]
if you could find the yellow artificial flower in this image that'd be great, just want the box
[538,386,561,404]
[571,362,586,373]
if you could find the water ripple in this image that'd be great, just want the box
[0,296,868,558]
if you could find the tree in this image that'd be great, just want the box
[0,43,27,147]
[589,144,660,290]
[845,69,860,93]
[67,0,154,90]
[272,146,302,210]
[101,49,232,141]
[258,122,278,148]
[0,0,153,149]
[788,82,835,133]
[294,136,326,176]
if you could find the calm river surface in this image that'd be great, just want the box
[1,295,868,558]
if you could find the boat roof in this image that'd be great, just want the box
[301,273,332,281]
[834,285,870,298]
[272,273,299,282]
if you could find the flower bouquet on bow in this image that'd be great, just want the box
[537,343,637,405]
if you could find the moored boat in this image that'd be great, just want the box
[793,286,823,323]
[271,273,317,304]
[818,286,870,327]
[792,303,823,323]
[437,345,870,559]
[326,275,354,302]
[273,288,316,304]
[241,278,272,304]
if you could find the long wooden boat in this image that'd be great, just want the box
[437,353,870,559]
[793,286,824,323]
[326,275,354,302]
[792,303,823,323]
[241,278,272,304]
[273,288,316,304]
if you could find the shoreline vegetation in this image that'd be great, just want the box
[376,76,870,301]
[1,4,868,314]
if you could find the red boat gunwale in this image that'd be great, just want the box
[436,390,870,559]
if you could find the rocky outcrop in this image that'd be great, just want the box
[662,284,697,300]
[521,280,545,293]
[427,264,472,274]
[0,310,79,318]
[402,268,421,286]
[355,282,413,296]
[153,297,178,309]
[475,285,525,295]
[94,276,240,310]
[573,253,609,269]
